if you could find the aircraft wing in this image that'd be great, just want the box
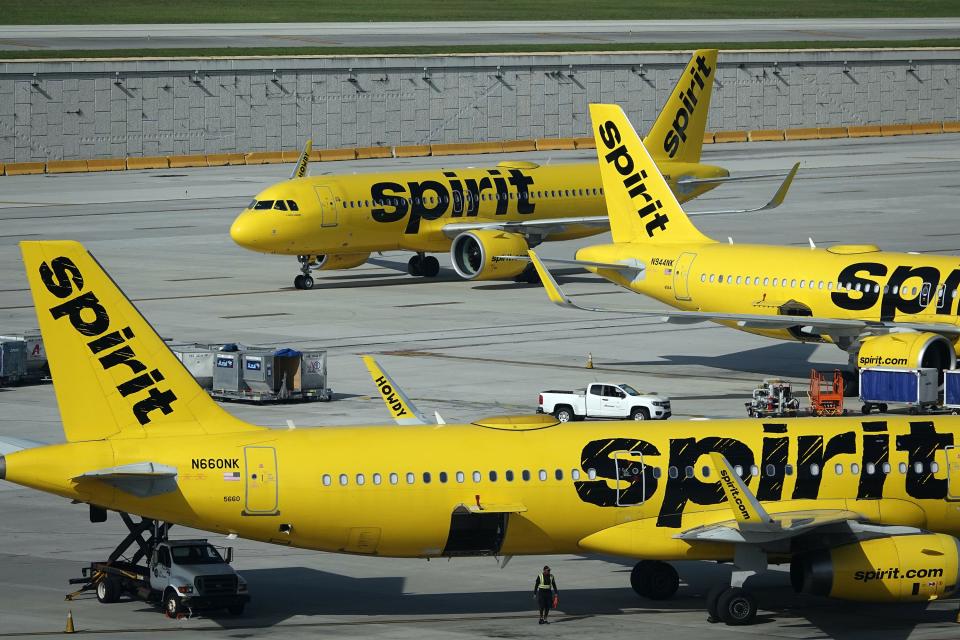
[526,250,960,338]
[440,164,799,240]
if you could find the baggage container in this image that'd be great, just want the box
[211,346,330,403]
[943,369,960,410]
[0,339,27,385]
[0,332,47,382]
[168,342,216,389]
[859,367,938,414]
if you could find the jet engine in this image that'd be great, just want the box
[313,253,371,271]
[855,332,956,371]
[450,230,528,281]
[791,534,960,602]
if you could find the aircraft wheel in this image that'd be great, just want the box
[631,560,679,600]
[163,591,181,618]
[301,275,314,290]
[96,577,121,604]
[717,587,756,626]
[705,584,726,623]
[408,255,423,277]
[294,275,305,289]
[421,256,440,278]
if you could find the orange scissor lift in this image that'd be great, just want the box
[808,369,845,416]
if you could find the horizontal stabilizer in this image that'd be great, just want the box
[76,461,178,498]
[0,436,46,455]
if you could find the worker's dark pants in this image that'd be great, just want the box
[537,590,553,614]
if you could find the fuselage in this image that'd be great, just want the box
[229,161,726,256]
[5,414,960,560]
[578,241,960,350]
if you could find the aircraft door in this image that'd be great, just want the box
[314,186,338,228]
[244,446,279,515]
[673,252,697,301]
[946,446,960,501]
[920,282,933,308]
[614,451,645,506]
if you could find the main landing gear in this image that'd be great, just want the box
[294,255,315,290]
[629,553,761,626]
[407,252,440,278]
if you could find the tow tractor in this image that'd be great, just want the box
[745,378,800,418]
[67,511,249,617]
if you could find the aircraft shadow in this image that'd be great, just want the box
[614,342,839,380]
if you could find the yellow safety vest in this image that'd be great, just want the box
[538,573,554,589]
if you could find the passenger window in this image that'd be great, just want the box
[506,470,514,481]
[339,473,348,486]
[791,279,797,288]
[771,278,777,287]
[865,463,875,475]
[914,462,924,474]
[785,464,794,476]
[668,466,678,479]
[727,276,733,284]
[709,275,716,283]
[766,464,776,477]
[750,465,759,477]
[736,276,742,284]
[684,466,694,479]
[810,463,820,477]
[254,200,274,210]
[827,282,833,290]
[489,471,498,482]
[473,471,482,482]
[389,472,398,485]
[456,471,465,483]
[882,462,891,474]
[439,472,448,483]
[406,472,415,484]
[834,463,843,476]
[555,469,564,480]
[899,462,908,474]
[287,200,299,211]
[422,472,431,484]
[356,473,365,485]
[850,463,860,475]
[523,470,532,481]
[587,468,597,480]
[373,473,382,485]
[734,465,743,477]
[652,467,662,479]
[701,466,710,478]
[781,278,787,287]
[799,280,805,288]
[701,274,706,282]
[322,474,331,486]
[571,469,581,480]
[538,469,548,481]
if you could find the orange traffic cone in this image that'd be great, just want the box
[586,353,594,369]
[65,610,75,633]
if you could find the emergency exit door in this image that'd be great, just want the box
[244,446,279,515]
[314,186,338,228]
[946,446,960,501]
[673,252,697,301]
[614,451,646,506]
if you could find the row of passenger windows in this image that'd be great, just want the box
[699,273,954,298]
[320,460,939,487]
[340,188,603,209]
[249,199,300,211]
[323,468,590,487]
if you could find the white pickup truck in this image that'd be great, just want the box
[538,383,671,422]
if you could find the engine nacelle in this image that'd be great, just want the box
[856,332,956,371]
[450,230,528,281]
[313,253,370,271]
[791,534,960,602]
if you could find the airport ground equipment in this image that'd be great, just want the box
[0,332,46,383]
[944,370,960,413]
[808,369,845,416]
[0,338,27,385]
[538,383,670,422]
[859,367,938,414]
[745,379,800,418]
[67,512,248,617]
[209,346,330,403]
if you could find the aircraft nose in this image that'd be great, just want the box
[230,213,260,250]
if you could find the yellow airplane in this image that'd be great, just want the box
[5,238,960,625]
[527,103,960,383]
[229,49,794,290]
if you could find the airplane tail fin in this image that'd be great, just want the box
[591,104,713,245]
[643,49,717,164]
[20,241,262,442]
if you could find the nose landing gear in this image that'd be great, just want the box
[294,255,316,290]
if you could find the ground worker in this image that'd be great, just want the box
[533,565,558,624]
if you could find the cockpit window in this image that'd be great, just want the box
[287,200,299,211]
[254,200,274,210]
[273,200,288,211]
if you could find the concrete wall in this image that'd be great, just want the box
[1,49,958,162]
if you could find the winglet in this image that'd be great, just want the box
[710,453,773,526]
[527,250,579,309]
[361,356,430,425]
[686,162,799,216]
[290,139,312,180]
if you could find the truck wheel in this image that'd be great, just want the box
[630,407,649,421]
[163,591,181,618]
[554,407,574,423]
[879,403,888,413]
[96,577,120,604]
[861,404,872,415]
